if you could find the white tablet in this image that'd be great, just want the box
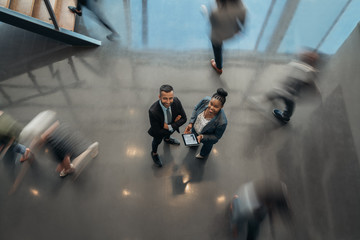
[182,133,199,146]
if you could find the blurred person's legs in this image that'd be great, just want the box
[56,155,75,177]
[90,8,119,40]
[10,143,31,162]
[2,140,31,162]
[272,96,295,123]
[78,0,87,8]
[267,91,295,123]
[68,0,86,16]
[94,16,119,41]
[246,215,266,240]
[47,135,76,177]
[68,0,119,40]
[230,197,248,239]
[282,97,295,119]
[211,42,223,74]
[10,143,26,155]
[43,122,91,177]
[84,0,119,40]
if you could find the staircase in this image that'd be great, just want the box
[0,0,101,46]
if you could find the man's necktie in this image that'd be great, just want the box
[166,108,172,124]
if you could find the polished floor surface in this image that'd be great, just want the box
[1,1,360,240]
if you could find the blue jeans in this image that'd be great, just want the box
[191,129,215,157]
[200,142,214,156]
[212,42,223,69]
[9,143,26,155]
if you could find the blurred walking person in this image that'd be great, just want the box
[203,0,246,74]
[0,111,32,162]
[28,118,99,178]
[267,51,320,124]
[230,179,293,240]
[68,0,119,41]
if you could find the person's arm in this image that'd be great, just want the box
[184,98,208,134]
[269,210,276,240]
[32,121,60,149]
[41,121,59,141]
[149,110,171,137]
[184,123,193,134]
[170,98,187,132]
[189,98,208,124]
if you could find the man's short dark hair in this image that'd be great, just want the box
[159,84,173,94]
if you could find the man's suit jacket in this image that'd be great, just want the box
[148,97,187,138]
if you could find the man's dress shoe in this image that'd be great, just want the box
[164,137,180,145]
[151,152,163,167]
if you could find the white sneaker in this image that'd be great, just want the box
[196,153,204,159]
[59,164,75,177]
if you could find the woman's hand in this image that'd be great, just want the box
[197,134,203,143]
[184,123,193,134]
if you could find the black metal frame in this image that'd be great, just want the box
[43,0,59,30]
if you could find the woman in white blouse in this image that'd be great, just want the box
[184,88,228,158]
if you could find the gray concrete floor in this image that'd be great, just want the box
[1,2,360,240]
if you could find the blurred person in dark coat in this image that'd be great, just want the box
[230,179,293,240]
[34,120,99,178]
[203,0,247,74]
[267,51,320,124]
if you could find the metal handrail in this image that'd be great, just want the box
[43,0,59,30]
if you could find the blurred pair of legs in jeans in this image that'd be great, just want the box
[191,129,215,157]
[68,0,119,40]
[266,91,295,122]
[211,42,223,74]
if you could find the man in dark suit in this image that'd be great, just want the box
[148,85,187,167]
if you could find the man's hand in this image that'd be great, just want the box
[184,123,193,134]
[174,115,181,122]
[163,123,169,130]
